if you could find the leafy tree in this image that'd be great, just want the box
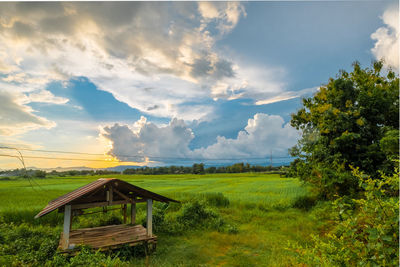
[206,166,217,173]
[34,170,46,178]
[290,61,399,198]
[192,163,205,174]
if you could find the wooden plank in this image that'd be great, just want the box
[58,224,158,252]
[62,205,71,249]
[146,199,152,237]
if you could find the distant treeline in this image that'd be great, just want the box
[0,163,288,179]
[123,163,287,175]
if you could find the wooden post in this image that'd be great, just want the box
[62,205,71,249]
[131,202,136,225]
[108,185,113,205]
[123,204,127,224]
[146,199,152,237]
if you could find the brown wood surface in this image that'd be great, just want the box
[58,224,157,251]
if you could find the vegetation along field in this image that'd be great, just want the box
[0,173,320,266]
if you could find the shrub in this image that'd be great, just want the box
[176,200,219,228]
[289,166,399,266]
[292,195,317,211]
[148,200,226,235]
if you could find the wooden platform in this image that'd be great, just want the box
[58,224,157,251]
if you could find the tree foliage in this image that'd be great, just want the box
[290,61,399,198]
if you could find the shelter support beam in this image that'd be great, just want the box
[62,205,71,250]
[131,202,136,224]
[107,185,113,205]
[123,204,127,224]
[146,199,152,237]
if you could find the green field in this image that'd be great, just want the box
[0,173,319,266]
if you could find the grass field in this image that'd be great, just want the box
[0,173,319,266]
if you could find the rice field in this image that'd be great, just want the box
[0,173,318,266]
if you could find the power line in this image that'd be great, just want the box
[0,154,121,163]
[0,153,294,163]
[0,146,294,161]
[0,148,45,192]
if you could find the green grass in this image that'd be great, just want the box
[0,173,318,266]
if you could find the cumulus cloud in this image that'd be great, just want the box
[192,113,299,159]
[0,90,55,135]
[371,6,399,70]
[102,113,299,163]
[102,116,194,162]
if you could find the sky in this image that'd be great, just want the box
[0,1,398,169]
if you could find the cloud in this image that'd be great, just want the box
[371,6,399,70]
[210,62,288,101]
[0,2,249,120]
[198,2,246,34]
[192,113,299,159]
[102,116,194,162]
[255,86,319,105]
[102,113,299,163]
[0,86,69,136]
[0,90,56,135]
[26,90,69,104]
[0,2,299,122]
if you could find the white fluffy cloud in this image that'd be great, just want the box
[0,90,56,135]
[192,113,299,159]
[371,6,399,70]
[102,116,195,163]
[102,113,299,163]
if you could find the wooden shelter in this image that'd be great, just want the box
[35,178,178,252]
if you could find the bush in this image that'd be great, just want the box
[176,200,220,228]
[292,195,317,211]
[289,166,399,266]
[147,200,227,235]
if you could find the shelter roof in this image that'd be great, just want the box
[35,178,178,218]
